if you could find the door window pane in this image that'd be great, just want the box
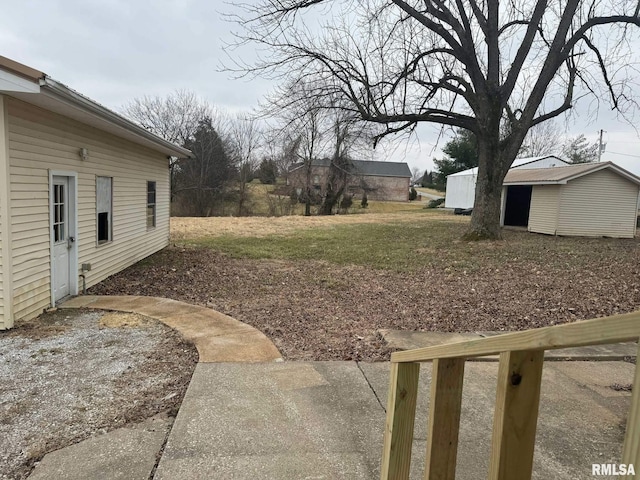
[53,184,65,243]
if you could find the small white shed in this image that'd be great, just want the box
[444,155,569,209]
[500,162,640,238]
[0,56,192,330]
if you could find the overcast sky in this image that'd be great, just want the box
[2,0,640,175]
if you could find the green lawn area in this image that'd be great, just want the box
[415,186,445,197]
[182,212,637,273]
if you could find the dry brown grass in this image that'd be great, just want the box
[170,210,462,241]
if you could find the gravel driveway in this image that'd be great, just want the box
[0,309,197,480]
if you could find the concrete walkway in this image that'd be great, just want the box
[32,296,636,480]
[60,295,282,362]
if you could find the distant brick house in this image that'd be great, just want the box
[287,159,412,202]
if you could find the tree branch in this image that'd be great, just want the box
[500,0,549,106]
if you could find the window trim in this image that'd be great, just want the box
[146,181,156,229]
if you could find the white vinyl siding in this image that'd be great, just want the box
[557,169,639,238]
[0,95,9,329]
[528,185,560,235]
[0,197,4,329]
[7,97,170,323]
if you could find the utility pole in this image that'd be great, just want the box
[598,129,605,162]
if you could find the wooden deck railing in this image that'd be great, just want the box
[380,311,640,480]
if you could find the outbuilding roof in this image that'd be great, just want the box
[290,158,411,178]
[447,155,569,177]
[503,161,640,186]
[0,55,193,159]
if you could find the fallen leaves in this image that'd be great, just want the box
[91,235,640,362]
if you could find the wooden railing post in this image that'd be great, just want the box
[381,362,420,480]
[621,343,640,479]
[424,358,465,480]
[488,350,544,480]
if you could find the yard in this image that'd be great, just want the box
[91,210,640,361]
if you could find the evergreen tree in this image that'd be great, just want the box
[177,117,234,216]
[257,158,278,184]
[433,129,478,185]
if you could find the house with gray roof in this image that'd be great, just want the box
[287,159,412,202]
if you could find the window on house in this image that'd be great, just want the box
[96,176,112,244]
[147,181,156,228]
[312,175,320,185]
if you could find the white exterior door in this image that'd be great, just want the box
[52,176,72,302]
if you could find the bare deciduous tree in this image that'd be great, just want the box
[122,90,215,198]
[225,114,262,215]
[519,121,564,157]
[122,90,213,145]
[265,81,330,215]
[233,0,640,238]
[263,79,382,215]
[410,167,423,185]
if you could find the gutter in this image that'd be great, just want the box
[39,76,193,159]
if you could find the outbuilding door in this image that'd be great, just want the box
[51,175,76,302]
[504,185,533,227]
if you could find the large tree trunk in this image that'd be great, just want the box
[466,138,514,240]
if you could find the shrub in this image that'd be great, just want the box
[361,193,368,208]
[409,187,418,201]
[340,194,353,210]
[426,198,445,208]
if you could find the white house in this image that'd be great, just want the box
[0,56,192,330]
[444,155,569,209]
[500,162,640,238]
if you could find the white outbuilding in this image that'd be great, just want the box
[500,162,640,238]
[444,155,569,209]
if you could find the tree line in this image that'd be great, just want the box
[122,89,377,216]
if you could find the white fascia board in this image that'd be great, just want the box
[39,78,193,158]
[0,70,40,94]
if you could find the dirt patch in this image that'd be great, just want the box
[0,309,197,480]
[99,312,153,328]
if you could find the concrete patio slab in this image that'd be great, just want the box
[154,361,635,480]
[60,295,282,363]
[28,414,171,480]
